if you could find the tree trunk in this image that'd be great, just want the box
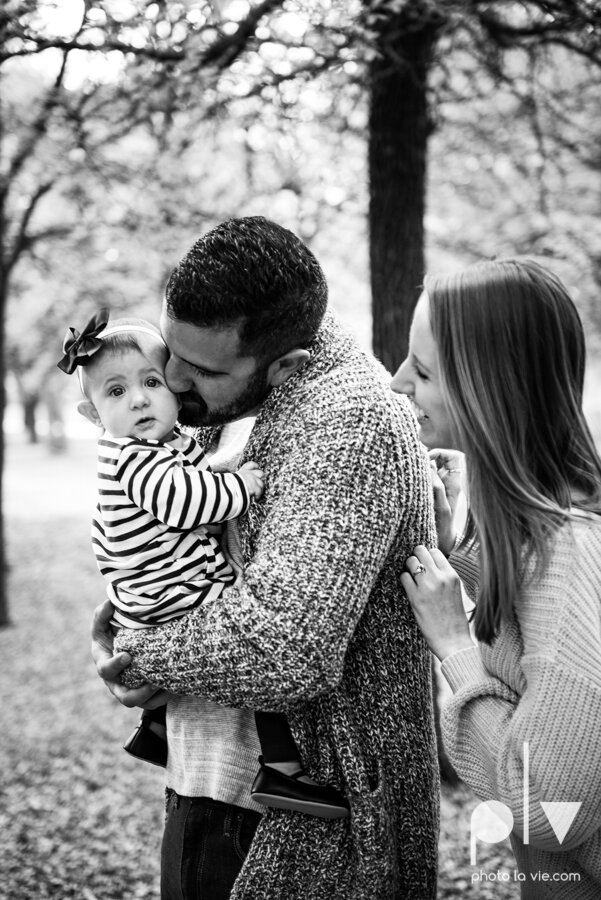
[368,4,440,372]
[366,3,457,782]
[24,394,38,444]
[0,271,9,627]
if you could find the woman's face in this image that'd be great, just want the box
[391,291,458,450]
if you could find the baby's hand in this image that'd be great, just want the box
[239,461,265,499]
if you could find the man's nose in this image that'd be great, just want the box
[165,356,192,392]
[390,359,413,396]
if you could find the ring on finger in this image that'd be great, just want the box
[411,562,427,577]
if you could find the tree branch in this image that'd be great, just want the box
[1,35,184,63]
[4,181,54,275]
[1,39,75,200]
[2,0,286,66]
[475,4,601,64]
[201,0,286,69]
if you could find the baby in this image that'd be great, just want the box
[59,312,262,764]
[58,310,349,818]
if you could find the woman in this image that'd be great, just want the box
[392,258,601,898]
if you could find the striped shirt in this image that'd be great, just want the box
[92,429,250,628]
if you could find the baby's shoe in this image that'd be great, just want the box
[123,707,167,768]
[251,757,349,818]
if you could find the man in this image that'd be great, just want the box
[93,216,439,898]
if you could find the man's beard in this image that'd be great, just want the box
[177,366,271,428]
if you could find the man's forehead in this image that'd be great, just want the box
[159,305,248,364]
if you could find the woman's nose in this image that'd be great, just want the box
[165,356,192,392]
[390,359,413,396]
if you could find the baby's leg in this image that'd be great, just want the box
[123,704,168,768]
[251,712,349,818]
[254,711,303,775]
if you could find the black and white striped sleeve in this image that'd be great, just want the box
[115,441,251,529]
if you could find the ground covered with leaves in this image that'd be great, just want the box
[1,439,516,898]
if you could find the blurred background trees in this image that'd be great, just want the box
[2,0,601,624]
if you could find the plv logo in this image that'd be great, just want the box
[470,742,581,864]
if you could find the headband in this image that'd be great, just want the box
[57,309,164,375]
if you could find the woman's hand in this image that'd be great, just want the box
[401,545,474,662]
[428,448,464,556]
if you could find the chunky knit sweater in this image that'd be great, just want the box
[445,517,601,898]
[115,311,439,899]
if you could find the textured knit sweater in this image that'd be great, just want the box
[115,310,439,899]
[445,517,601,899]
[165,415,263,810]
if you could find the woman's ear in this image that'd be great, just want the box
[267,349,311,388]
[77,399,103,428]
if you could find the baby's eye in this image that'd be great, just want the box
[109,386,124,397]
[146,377,162,388]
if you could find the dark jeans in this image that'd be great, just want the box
[161,790,262,900]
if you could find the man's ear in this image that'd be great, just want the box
[77,399,103,428]
[267,349,310,388]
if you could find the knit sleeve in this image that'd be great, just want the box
[448,538,479,605]
[115,441,250,529]
[441,551,601,853]
[114,398,432,710]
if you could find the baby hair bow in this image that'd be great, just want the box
[57,308,110,374]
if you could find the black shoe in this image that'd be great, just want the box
[251,759,349,819]
[123,713,168,768]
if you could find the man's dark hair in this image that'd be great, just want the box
[164,216,328,360]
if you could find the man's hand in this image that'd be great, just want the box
[91,599,170,709]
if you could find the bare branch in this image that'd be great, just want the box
[19,223,74,246]
[1,35,184,63]
[475,3,601,65]
[2,0,286,66]
[4,180,55,275]
[0,66,65,206]
[201,0,286,69]
[0,5,89,199]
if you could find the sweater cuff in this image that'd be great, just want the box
[441,645,488,692]
[449,544,479,603]
[232,472,251,515]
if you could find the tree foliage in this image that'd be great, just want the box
[4,1,601,361]
[1,0,601,628]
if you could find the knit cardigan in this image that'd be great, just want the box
[115,311,439,899]
[445,517,601,899]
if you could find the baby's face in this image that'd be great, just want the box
[87,347,180,441]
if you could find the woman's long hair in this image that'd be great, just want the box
[426,258,601,644]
